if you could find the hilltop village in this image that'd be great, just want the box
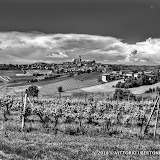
[0,56,160,89]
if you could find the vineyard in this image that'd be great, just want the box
[5,96,160,135]
[1,92,160,159]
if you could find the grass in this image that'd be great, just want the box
[81,79,124,93]
[7,76,70,88]
[0,128,160,160]
[129,82,160,94]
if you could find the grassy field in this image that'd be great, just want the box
[8,76,69,88]
[81,81,160,95]
[39,78,100,96]
[81,79,124,93]
[1,131,160,160]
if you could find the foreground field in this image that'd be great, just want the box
[1,97,160,159]
[0,129,160,160]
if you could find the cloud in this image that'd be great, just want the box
[46,51,68,58]
[131,49,137,55]
[0,32,160,64]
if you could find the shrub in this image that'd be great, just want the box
[64,125,86,135]
[156,86,160,93]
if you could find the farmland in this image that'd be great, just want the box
[3,72,101,96]
[8,78,100,96]
[6,77,160,97]
[0,96,160,159]
[3,69,160,97]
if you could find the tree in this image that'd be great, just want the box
[152,88,155,92]
[26,85,39,97]
[156,86,160,94]
[69,72,74,77]
[148,88,153,93]
[98,75,102,82]
[58,86,63,99]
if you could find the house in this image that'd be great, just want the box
[125,72,133,79]
[102,74,110,82]
[133,72,142,78]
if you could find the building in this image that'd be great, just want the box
[102,74,110,82]
[72,55,82,64]
[124,72,133,79]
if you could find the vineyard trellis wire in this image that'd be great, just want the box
[0,89,160,139]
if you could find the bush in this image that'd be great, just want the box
[113,88,136,101]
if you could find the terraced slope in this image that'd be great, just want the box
[0,76,11,82]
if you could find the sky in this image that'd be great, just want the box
[0,0,160,65]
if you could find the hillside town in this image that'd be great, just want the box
[0,56,160,86]
[0,56,107,73]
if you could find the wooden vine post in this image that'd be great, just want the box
[21,93,27,131]
[84,93,87,102]
[154,98,159,140]
[144,97,158,134]
[128,92,130,102]
[21,92,23,105]
[143,93,160,140]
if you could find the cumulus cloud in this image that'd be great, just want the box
[46,51,68,58]
[0,32,160,64]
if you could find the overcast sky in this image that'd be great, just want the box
[0,0,160,43]
[0,0,160,64]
